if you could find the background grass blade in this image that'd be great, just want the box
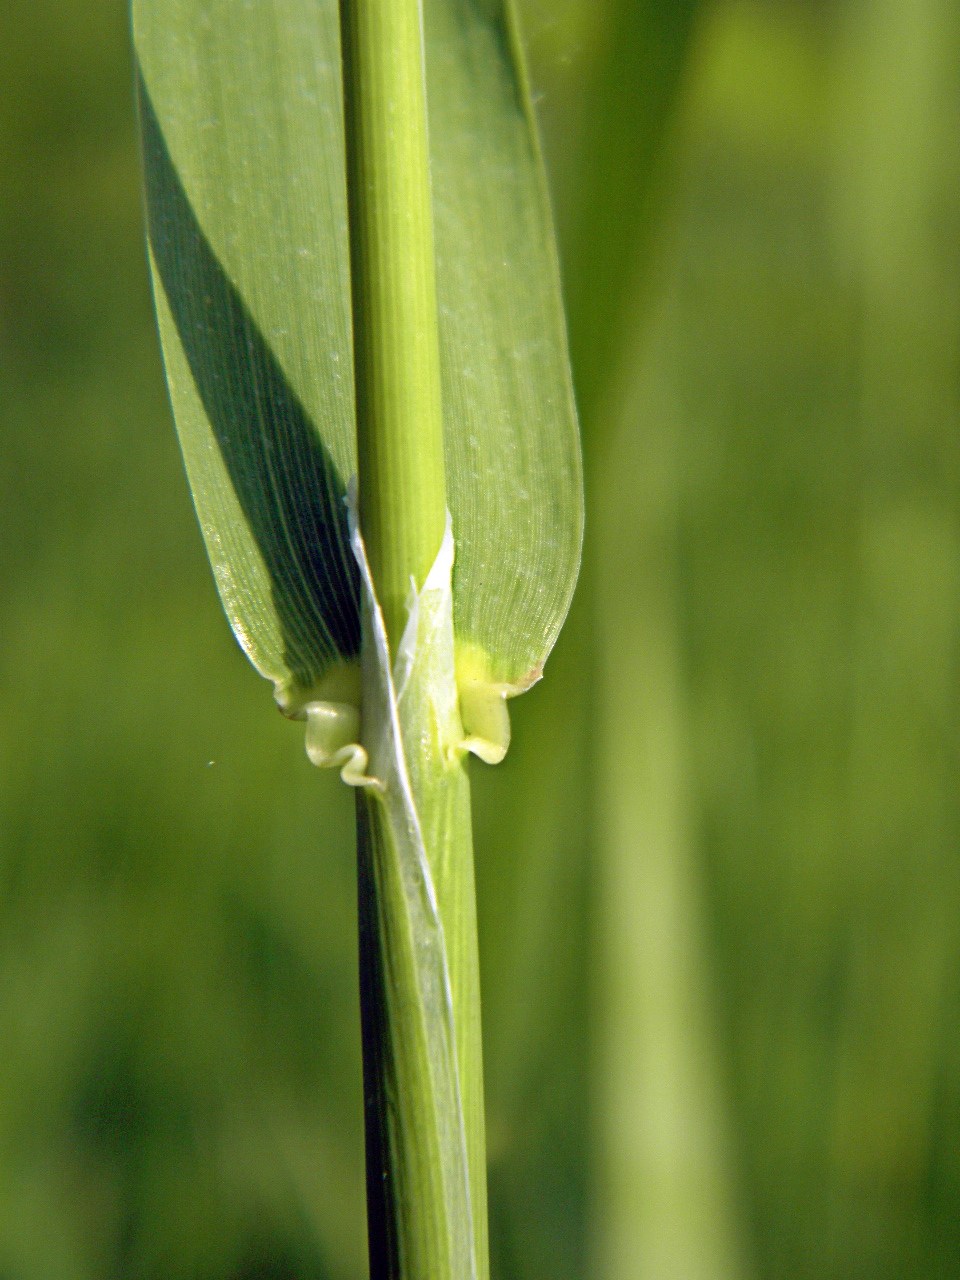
[554,5,749,1277]
[563,0,703,435]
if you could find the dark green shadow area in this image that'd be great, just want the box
[138,68,360,688]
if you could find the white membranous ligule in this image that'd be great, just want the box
[293,498,515,781]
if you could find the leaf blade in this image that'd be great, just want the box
[427,0,583,689]
[134,0,360,707]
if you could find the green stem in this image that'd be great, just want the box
[340,2,488,1277]
[355,768,487,1280]
[341,0,446,649]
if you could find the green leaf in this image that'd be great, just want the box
[425,0,582,692]
[134,3,359,713]
[134,0,581,718]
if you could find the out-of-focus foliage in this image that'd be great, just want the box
[0,4,364,1277]
[2,1,960,1279]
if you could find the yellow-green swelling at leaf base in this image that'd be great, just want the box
[133,0,582,737]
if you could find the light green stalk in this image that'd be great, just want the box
[341,2,487,1277]
[341,0,446,646]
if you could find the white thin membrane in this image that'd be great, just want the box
[347,494,476,1280]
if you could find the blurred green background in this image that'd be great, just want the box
[2,0,960,1276]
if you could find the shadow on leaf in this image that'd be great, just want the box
[138,68,360,689]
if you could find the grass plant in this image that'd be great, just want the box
[133,1,581,1275]
[4,1,960,1278]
